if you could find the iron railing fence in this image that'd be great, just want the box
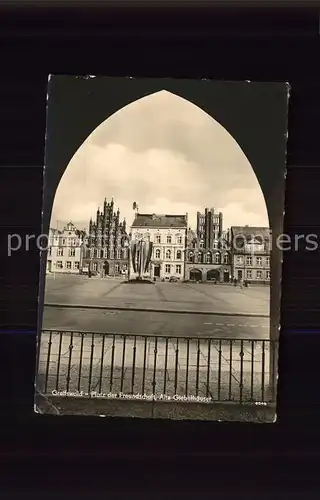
[36,330,278,404]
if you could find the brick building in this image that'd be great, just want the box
[230,226,271,284]
[185,208,231,282]
[81,198,129,276]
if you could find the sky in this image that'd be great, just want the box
[51,89,269,232]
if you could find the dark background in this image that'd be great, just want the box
[1,2,320,496]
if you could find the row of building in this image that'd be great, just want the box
[46,198,271,284]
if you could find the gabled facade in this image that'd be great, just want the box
[47,222,83,274]
[130,213,188,280]
[230,226,271,284]
[81,198,129,276]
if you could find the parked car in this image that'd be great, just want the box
[169,276,179,282]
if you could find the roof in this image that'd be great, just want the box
[131,213,188,229]
[230,226,270,238]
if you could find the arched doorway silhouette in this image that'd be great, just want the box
[189,268,202,282]
[38,78,287,419]
[50,90,269,234]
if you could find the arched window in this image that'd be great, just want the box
[215,252,220,264]
[165,249,171,260]
[206,252,212,264]
[176,250,182,260]
[223,253,229,264]
[155,249,161,259]
[198,252,203,263]
[189,251,194,263]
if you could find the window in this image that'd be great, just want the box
[69,248,76,257]
[176,235,182,244]
[256,270,262,279]
[266,270,270,280]
[57,248,64,256]
[167,235,172,244]
[256,257,262,266]
[223,254,229,264]
[198,252,203,263]
[176,250,182,260]
[56,261,63,269]
[189,252,194,263]
[165,264,171,274]
[115,264,119,272]
[165,249,171,259]
[48,247,52,256]
[62,239,66,245]
[93,262,98,271]
[266,257,270,267]
[246,270,252,279]
[74,261,80,269]
[155,249,161,259]
[66,261,72,269]
[206,253,211,264]
[176,265,181,274]
[246,256,252,265]
[237,256,243,264]
[214,253,220,264]
[155,235,161,244]
[199,241,204,248]
[117,250,122,259]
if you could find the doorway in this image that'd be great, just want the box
[154,265,160,278]
[223,271,230,283]
[237,270,243,280]
[103,261,109,277]
[189,269,202,281]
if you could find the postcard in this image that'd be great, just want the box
[34,76,289,422]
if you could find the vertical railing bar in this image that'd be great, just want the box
[206,339,211,398]
[185,338,190,397]
[120,336,126,393]
[142,337,147,394]
[152,337,158,396]
[228,340,233,400]
[109,335,115,392]
[98,334,106,393]
[131,336,137,395]
[250,340,254,401]
[271,340,277,402]
[163,338,168,395]
[35,330,42,377]
[261,340,265,402]
[44,331,53,393]
[239,339,244,403]
[195,339,200,397]
[55,331,63,391]
[88,333,95,394]
[217,339,222,401]
[66,331,74,392]
[174,338,179,395]
[77,333,84,392]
